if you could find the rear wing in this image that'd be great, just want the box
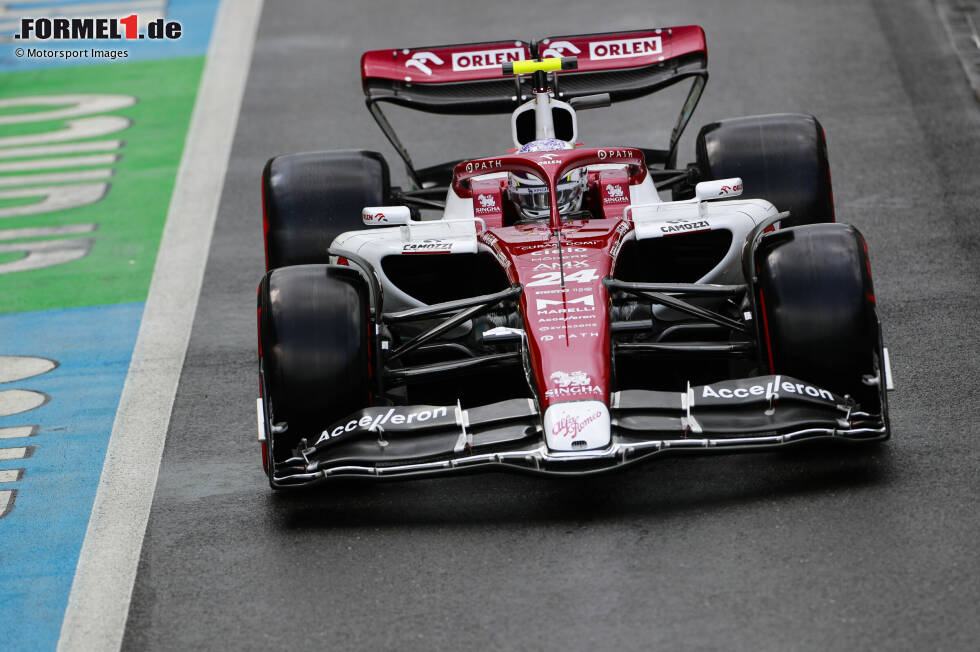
[361,27,708,187]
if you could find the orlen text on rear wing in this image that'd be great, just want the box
[360,27,707,187]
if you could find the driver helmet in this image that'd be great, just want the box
[508,138,585,219]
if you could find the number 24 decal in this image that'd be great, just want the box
[526,268,599,287]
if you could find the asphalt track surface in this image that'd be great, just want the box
[123,1,980,649]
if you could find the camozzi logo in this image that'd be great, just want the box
[14,14,183,41]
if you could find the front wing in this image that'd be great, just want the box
[263,375,888,488]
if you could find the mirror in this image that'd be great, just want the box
[694,178,743,201]
[362,205,412,226]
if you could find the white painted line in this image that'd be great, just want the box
[0,389,49,416]
[0,355,57,384]
[884,347,894,391]
[0,95,135,126]
[0,140,122,160]
[0,490,15,518]
[0,426,37,439]
[0,116,130,148]
[0,446,32,460]
[0,154,119,173]
[0,469,24,482]
[56,1,264,650]
[0,169,113,187]
[0,223,96,241]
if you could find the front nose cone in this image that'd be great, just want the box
[543,400,611,451]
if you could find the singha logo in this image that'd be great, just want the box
[478,194,496,208]
[550,370,590,388]
[606,184,624,198]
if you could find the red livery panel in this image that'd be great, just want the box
[539,26,706,72]
[483,223,623,411]
[455,148,644,411]
[361,27,706,85]
[452,147,646,229]
[362,40,532,84]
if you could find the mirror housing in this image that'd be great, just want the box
[695,178,743,201]
[362,205,412,226]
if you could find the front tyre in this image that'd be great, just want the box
[753,223,883,411]
[258,264,371,468]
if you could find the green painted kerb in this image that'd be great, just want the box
[0,57,204,314]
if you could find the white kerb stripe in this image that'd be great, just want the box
[56,1,264,650]
[0,468,24,482]
[0,426,37,439]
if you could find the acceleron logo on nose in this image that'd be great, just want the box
[14,15,182,41]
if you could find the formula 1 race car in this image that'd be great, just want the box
[256,27,893,488]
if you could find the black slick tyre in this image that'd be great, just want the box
[262,150,390,270]
[258,264,371,465]
[694,113,834,227]
[753,223,881,410]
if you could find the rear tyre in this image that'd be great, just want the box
[258,264,371,464]
[262,150,390,270]
[691,113,834,227]
[754,223,881,410]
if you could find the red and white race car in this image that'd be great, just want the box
[256,28,892,488]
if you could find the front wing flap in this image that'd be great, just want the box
[269,375,888,487]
